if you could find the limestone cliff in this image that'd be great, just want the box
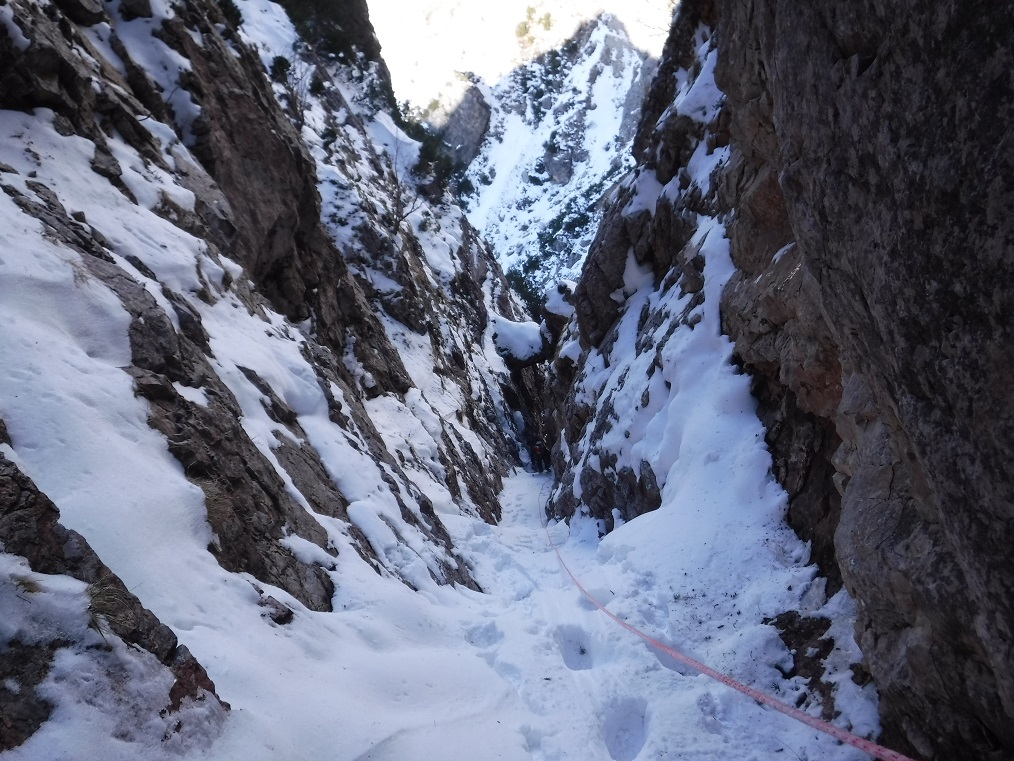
[551,0,1014,758]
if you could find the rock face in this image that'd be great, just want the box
[439,86,492,168]
[714,1,1014,757]
[274,0,391,83]
[553,0,1014,758]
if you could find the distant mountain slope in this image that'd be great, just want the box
[367,1,674,307]
[463,15,655,301]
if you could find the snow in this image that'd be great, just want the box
[235,0,298,68]
[626,169,665,217]
[1,4,31,52]
[0,556,226,760]
[463,15,653,286]
[674,44,723,123]
[491,314,545,362]
[0,0,884,757]
[0,213,881,758]
[544,280,576,317]
[105,0,204,143]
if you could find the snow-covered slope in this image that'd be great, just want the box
[0,0,542,753]
[369,1,671,303]
[368,0,673,112]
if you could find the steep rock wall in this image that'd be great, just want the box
[714,1,1014,758]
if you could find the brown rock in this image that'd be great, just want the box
[51,0,104,25]
[119,0,152,19]
[0,641,59,751]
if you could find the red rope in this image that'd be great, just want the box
[540,515,918,761]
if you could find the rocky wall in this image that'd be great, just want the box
[0,450,228,750]
[714,1,1014,757]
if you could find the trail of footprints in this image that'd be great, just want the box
[468,616,649,761]
[474,483,649,760]
[552,624,648,761]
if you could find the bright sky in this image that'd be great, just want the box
[367,0,675,107]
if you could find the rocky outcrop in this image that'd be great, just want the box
[439,85,492,168]
[162,0,413,398]
[0,451,228,750]
[276,0,390,78]
[0,176,345,611]
[0,0,536,589]
[0,0,409,400]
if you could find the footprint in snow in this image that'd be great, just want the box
[466,621,503,648]
[553,624,593,671]
[602,696,649,761]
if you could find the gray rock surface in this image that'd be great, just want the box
[713,0,1014,757]
[440,86,492,168]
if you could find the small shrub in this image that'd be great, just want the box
[13,575,43,595]
[516,5,536,41]
[563,211,590,233]
[270,56,291,83]
[506,267,544,318]
[217,0,243,28]
[414,129,458,192]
